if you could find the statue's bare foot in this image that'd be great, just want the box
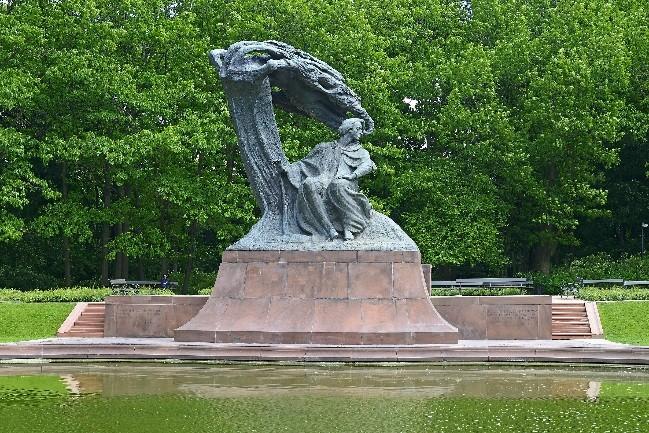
[329,228,339,240]
[344,230,354,241]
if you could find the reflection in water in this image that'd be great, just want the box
[2,365,649,433]
[78,366,595,399]
[587,381,601,401]
[3,364,648,399]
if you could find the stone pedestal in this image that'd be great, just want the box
[105,296,208,338]
[174,250,458,344]
[430,296,553,340]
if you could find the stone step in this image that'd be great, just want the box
[554,327,590,330]
[74,320,104,329]
[83,310,105,315]
[553,332,593,338]
[554,317,590,326]
[79,314,104,321]
[552,312,586,316]
[552,314,588,319]
[553,326,590,330]
[76,316,104,322]
[68,325,103,330]
[554,320,589,324]
[66,332,104,338]
[58,302,106,338]
[551,301,592,340]
[553,303,586,307]
[77,316,104,323]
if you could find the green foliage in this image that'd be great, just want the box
[529,252,649,295]
[579,288,649,302]
[0,287,173,303]
[0,303,73,342]
[1,0,648,285]
[598,301,649,345]
[168,270,215,295]
[430,287,524,296]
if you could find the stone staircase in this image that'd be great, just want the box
[57,302,105,338]
[552,300,593,339]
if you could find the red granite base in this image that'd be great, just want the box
[174,250,459,344]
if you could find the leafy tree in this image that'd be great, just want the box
[1,0,645,287]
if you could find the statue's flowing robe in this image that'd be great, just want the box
[284,142,375,237]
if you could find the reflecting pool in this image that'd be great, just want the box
[1,364,649,432]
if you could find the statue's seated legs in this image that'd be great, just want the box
[326,178,371,241]
[300,177,338,239]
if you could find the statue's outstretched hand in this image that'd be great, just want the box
[336,173,356,181]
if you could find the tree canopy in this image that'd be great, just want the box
[1,0,647,289]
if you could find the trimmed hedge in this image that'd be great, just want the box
[578,287,649,302]
[430,287,524,297]
[0,287,174,303]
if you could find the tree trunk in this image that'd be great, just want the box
[531,239,556,275]
[122,220,129,279]
[122,185,130,278]
[113,222,123,278]
[182,221,199,295]
[616,224,625,250]
[159,200,170,277]
[138,259,145,280]
[160,257,169,279]
[62,236,71,286]
[132,188,145,280]
[61,162,72,286]
[101,162,111,285]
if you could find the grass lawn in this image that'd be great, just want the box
[597,301,649,346]
[0,303,74,343]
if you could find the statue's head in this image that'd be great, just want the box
[338,118,365,139]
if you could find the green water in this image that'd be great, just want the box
[1,364,649,433]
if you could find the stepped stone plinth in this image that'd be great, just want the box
[174,250,459,345]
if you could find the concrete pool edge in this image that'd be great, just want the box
[1,338,649,364]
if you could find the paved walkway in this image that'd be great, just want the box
[1,337,648,364]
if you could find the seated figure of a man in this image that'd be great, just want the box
[279,118,376,241]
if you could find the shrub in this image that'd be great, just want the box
[168,271,216,294]
[430,287,524,296]
[578,287,649,302]
[528,253,649,295]
[0,287,174,303]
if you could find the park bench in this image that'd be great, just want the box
[430,278,533,294]
[579,279,624,286]
[563,278,649,297]
[109,279,178,295]
[623,280,649,287]
[564,279,624,297]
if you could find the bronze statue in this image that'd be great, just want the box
[279,118,375,241]
[211,40,416,251]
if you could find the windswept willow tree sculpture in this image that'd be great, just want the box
[210,41,416,250]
